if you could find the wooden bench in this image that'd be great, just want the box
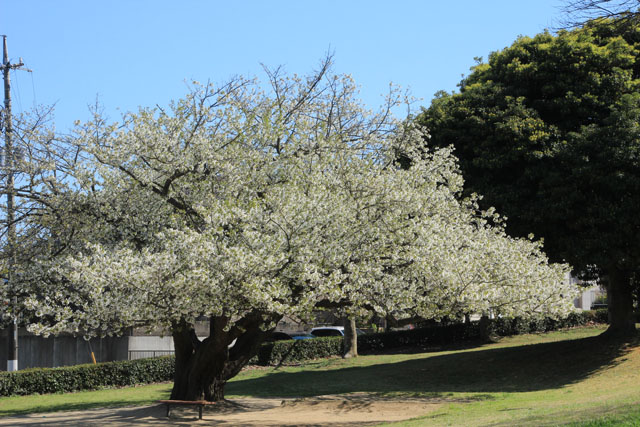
[157,399,217,420]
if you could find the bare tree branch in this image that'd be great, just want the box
[560,0,640,28]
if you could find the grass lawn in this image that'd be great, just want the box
[0,382,172,416]
[1,325,639,426]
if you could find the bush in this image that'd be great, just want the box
[357,322,481,352]
[252,336,343,365]
[0,355,174,396]
[488,311,604,336]
[254,311,605,365]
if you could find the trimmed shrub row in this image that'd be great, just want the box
[0,310,605,396]
[486,310,602,337]
[252,336,343,365]
[0,355,174,396]
[255,310,605,364]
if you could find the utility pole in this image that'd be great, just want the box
[1,35,28,372]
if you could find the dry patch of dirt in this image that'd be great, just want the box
[0,394,445,426]
[208,394,444,426]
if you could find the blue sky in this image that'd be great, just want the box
[2,1,564,132]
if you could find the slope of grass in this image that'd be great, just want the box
[373,326,640,426]
[227,325,620,398]
[0,324,638,426]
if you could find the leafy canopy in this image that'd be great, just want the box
[417,20,640,275]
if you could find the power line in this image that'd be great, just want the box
[30,72,37,107]
[12,69,23,114]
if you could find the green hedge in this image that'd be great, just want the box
[356,310,599,353]
[255,310,604,364]
[0,355,174,396]
[252,336,343,365]
[0,310,605,396]
[357,322,478,353]
[487,310,600,337]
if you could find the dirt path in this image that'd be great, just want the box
[0,394,444,426]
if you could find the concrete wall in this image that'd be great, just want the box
[0,328,128,371]
[574,285,603,310]
[0,316,309,369]
[566,272,605,310]
[127,336,175,360]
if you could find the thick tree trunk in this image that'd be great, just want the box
[170,322,198,400]
[605,267,637,337]
[170,320,228,401]
[343,317,358,358]
[205,376,226,401]
[170,312,281,402]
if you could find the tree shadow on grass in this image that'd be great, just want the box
[227,334,637,398]
[0,404,174,426]
[0,401,152,417]
[360,339,493,356]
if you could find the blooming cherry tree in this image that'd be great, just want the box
[21,61,578,401]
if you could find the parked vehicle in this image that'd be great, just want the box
[268,331,315,341]
[310,326,366,337]
[291,333,315,340]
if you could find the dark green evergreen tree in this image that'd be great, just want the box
[417,19,640,335]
